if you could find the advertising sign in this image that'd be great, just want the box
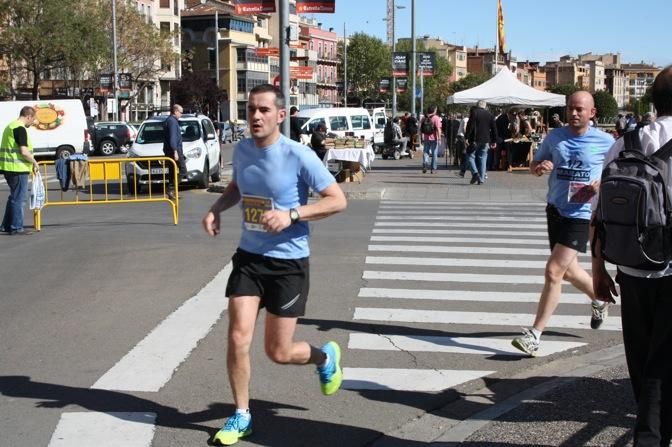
[290,66,314,80]
[99,73,113,92]
[392,52,408,77]
[296,0,335,13]
[118,73,132,90]
[234,0,275,14]
[255,47,279,57]
[378,78,391,94]
[396,77,408,93]
[417,52,436,77]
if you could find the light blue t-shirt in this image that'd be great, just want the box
[232,134,335,259]
[534,126,613,219]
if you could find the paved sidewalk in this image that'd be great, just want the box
[338,154,549,202]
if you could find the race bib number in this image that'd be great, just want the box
[241,195,274,232]
[568,181,596,204]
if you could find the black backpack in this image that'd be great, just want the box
[594,131,672,270]
[421,115,436,135]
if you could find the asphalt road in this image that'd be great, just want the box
[0,161,627,447]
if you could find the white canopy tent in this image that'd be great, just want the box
[446,68,566,107]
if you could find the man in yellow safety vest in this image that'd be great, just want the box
[0,106,38,235]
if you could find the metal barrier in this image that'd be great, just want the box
[33,156,179,231]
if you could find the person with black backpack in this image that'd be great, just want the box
[591,66,672,447]
[419,105,442,173]
[511,91,614,358]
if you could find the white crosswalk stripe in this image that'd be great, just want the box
[343,200,619,393]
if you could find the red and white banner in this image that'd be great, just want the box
[296,0,335,13]
[234,0,275,14]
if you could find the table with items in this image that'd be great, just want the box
[506,135,541,172]
[322,138,376,183]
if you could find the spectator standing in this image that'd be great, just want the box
[456,112,470,176]
[162,104,184,200]
[310,123,328,161]
[465,100,497,184]
[615,113,626,136]
[289,106,301,142]
[202,84,347,446]
[550,113,565,129]
[511,91,614,357]
[494,108,510,171]
[419,105,442,174]
[592,66,672,447]
[392,116,409,154]
[0,106,38,235]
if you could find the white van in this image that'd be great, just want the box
[0,99,91,158]
[296,107,386,146]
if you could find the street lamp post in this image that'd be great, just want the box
[215,10,220,122]
[112,0,119,121]
[410,0,416,118]
[390,2,405,118]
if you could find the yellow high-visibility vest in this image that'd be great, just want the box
[0,119,33,173]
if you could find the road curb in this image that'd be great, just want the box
[370,344,626,446]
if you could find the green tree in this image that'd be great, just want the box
[550,83,580,96]
[450,72,492,94]
[592,90,618,121]
[0,0,108,99]
[171,72,226,117]
[340,33,390,99]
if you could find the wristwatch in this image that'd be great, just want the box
[289,208,300,224]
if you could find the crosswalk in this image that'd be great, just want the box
[342,200,620,392]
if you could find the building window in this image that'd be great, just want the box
[160,22,170,38]
[160,0,169,8]
[223,18,253,33]
[209,48,216,70]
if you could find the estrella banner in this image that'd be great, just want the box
[497,0,506,54]
[379,78,391,94]
[296,0,336,13]
[234,0,275,14]
[396,77,408,93]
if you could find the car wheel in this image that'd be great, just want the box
[119,144,130,154]
[211,160,221,182]
[393,149,401,160]
[56,146,74,159]
[198,160,209,189]
[99,139,117,156]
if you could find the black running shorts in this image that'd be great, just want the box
[546,204,590,253]
[225,249,310,317]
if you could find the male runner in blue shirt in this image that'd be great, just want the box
[512,91,614,356]
[202,84,347,445]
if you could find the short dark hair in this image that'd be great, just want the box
[249,84,285,109]
[393,116,399,123]
[19,106,35,118]
[290,106,298,115]
[652,65,672,116]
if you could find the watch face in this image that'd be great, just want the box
[290,209,299,222]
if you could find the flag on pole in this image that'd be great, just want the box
[497,0,506,54]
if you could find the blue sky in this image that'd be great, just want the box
[311,0,672,67]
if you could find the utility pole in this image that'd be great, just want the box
[112,0,119,121]
[343,23,347,107]
[215,10,220,122]
[410,0,416,118]
[280,0,290,136]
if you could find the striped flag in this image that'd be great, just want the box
[497,0,506,54]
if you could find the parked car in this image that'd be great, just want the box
[125,114,221,191]
[90,121,136,156]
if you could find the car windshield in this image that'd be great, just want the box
[136,120,202,144]
[297,117,310,128]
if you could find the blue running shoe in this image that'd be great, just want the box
[317,341,342,395]
[213,412,252,445]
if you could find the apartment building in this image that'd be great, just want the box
[466,47,516,76]
[182,0,272,121]
[396,36,467,82]
[299,18,339,108]
[622,62,661,102]
[516,61,546,91]
[544,56,591,91]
